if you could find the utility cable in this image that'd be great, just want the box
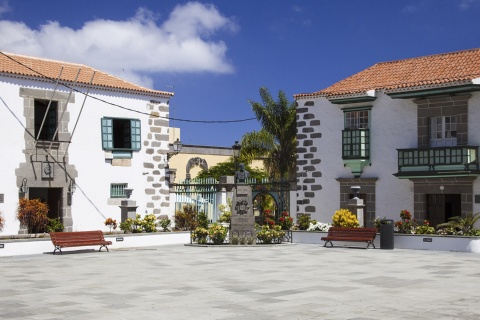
[0,51,257,123]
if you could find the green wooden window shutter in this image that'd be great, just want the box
[101,118,113,150]
[130,119,141,151]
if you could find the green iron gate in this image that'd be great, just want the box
[174,178,218,222]
[173,177,291,224]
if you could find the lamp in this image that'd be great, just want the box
[167,138,183,161]
[68,179,76,194]
[20,178,29,194]
[232,141,241,183]
[232,141,241,159]
[165,163,171,185]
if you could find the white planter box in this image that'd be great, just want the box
[292,230,480,253]
[0,232,190,257]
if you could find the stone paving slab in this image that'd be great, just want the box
[1,244,480,319]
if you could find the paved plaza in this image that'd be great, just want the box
[1,244,480,319]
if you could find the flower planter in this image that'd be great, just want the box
[292,230,480,253]
[0,232,190,257]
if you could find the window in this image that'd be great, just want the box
[110,183,128,198]
[35,99,57,141]
[101,117,141,151]
[342,109,370,159]
[345,110,369,129]
[430,116,457,147]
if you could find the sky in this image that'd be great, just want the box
[1,0,480,147]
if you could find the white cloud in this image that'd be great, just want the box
[0,2,237,87]
[459,0,477,9]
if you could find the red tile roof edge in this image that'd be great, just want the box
[294,48,480,100]
[0,51,174,98]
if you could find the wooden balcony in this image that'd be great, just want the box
[395,145,480,178]
[342,129,370,160]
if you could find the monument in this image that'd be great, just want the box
[231,164,256,243]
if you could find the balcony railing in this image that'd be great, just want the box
[396,145,479,176]
[342,129,370,160]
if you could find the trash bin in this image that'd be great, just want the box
[380,219,394,249]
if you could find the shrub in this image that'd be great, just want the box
[307,221,332,232]
[143,214,157,233]
[279,211,293,230]
[208,223,228,244]
[46,218,64,233]
[218,198,232,223]
[297,214,311,230]
[104,218,117,233]
[197,211,209,229]
[192,227,209,244]
[119,219,133,233]
[374,216,387,232]
[119,214,157,233]
[16,198,49,235]
[256,225,285,244]
[158,215,171,232]
[332,209,359,228]
[394,209,417,234]
[174,204,198,231]
[263,209,275,227]
[0,211,4,232]
[230,234,240,245]
[415,221,435,235]
[436,212,480,236]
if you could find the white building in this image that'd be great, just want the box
[0,52,173,235]
[294,48,480,227]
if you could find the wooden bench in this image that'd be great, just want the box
[321,227,377,249]
[49,230,112,254]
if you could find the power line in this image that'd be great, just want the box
[0,51,257,124]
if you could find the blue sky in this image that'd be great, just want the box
[1,0,480,147]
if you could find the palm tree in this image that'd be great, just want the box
[241,87,297,180]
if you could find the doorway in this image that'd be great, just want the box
[29,188,63,220]
[427,194,461,228]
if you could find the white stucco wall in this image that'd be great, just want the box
[0,80,29,234]
[296,92,419,224]
[0,75,171,235]
[469,93,480,215]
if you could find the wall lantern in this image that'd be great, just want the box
[68,179,76,194]
[165,163,171,185]
[20,178,29,194]
[167,138,183,161]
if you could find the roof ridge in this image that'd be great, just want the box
[0,51,173,97]
[375,47,480,66]
[3,51,86,68]
[295,48,480,99]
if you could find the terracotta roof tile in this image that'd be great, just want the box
[295,48,480,99]
[0,52,173,98]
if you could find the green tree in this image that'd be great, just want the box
[242,87,297,180]
[196,158,267,180]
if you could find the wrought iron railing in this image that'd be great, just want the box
[397,145,479,174]
[342,129,370,160]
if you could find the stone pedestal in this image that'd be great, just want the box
[348,197,365,227]
[120,200,138,222]
[230,185,256,243]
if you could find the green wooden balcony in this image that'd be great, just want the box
[395,146,480,177]
[342,129,370,160]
